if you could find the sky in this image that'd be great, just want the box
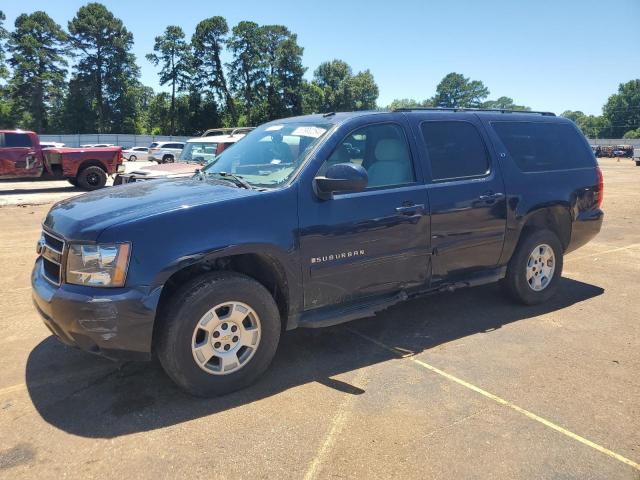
[3,0,640,116]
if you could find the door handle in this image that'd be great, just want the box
[478,191,505,201]
[395,203,425,214]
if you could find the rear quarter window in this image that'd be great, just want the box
[491,121,594,172]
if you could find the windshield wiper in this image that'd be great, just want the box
[206,171,253,189]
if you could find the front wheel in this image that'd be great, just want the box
[502,229,563,305]
[162,155,174,163]
[129,155,136,162]
[156,272,281,397]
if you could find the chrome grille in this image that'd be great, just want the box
[38,230,65,285]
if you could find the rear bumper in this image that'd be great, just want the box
[31,258,161,361]
[566,209,604,254]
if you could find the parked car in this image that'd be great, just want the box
[32,109,603,397]
[148,141,184,163]
[633,148,640,166]
[122,146,149,162]
[0,130,123,190]
[114,130,248,184]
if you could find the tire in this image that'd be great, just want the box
[162,154,174,163]
[635,160,640,167]
[67,178,78,187]
[129,155,136,162]
[76,166,107,191]
[156,271,281,397]
[502,229,563,305]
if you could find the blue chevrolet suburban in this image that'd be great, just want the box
[32,109,604,396]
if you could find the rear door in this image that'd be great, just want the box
[0,132,43,179]
[409,113,507,283]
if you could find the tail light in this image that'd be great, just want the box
[595,165,604,208]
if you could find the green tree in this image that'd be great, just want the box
[560,110,586,123]
[313,59,379,112]
[7,11,68,132]
[227,21,266,125]
[623,128,640,139]
[192,16,235,124]
[0,10,8,80]
[386,98,432,110]
[602,79,640,138]
[301,80,323,114]
[260,25,305,120]
[561,110,608,138]
[313,59,352,111]
[0,10,12,128]
[432,72,489,108]
[68,2,141,133]
[146,25,192,134]
[349,70,378,110]
[482,96,529,111]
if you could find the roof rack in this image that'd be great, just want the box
[391,107,555,116]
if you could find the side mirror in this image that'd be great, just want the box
[314,162,368,200]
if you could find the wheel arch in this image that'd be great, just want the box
[153,250,292,347]
[520,206,572,251]
[75,159,108,176]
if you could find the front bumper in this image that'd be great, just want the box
[31,257,161,361]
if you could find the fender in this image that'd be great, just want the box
[152,242,303,317]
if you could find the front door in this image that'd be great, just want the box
[411,116,507,283]
[0,132,43,179]
[298,121,431,310]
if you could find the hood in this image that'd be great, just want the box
[44,178,259,241]
[130,162,200,178]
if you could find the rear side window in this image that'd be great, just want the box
[491,122,594,172]
[420,121,490,181]
[4,133,33,148]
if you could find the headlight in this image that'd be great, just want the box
[66,243,131,287]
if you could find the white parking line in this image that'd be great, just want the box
[565,243,640,263]
[347,327,640,472]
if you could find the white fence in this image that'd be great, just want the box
[38,134,192,148]
[588,138,640,147]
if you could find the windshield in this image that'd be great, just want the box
[202,122,331,188]
[180,142,218,163]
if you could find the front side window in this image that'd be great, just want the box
[421,121,489,181]
[319,123,415,189]
[202,122,331,188]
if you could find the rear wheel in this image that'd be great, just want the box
[129,154,137,162]
[156,272,281,397]
[502,229,563,305]
[76,166,107,191]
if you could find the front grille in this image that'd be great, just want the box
[40,230,65,285]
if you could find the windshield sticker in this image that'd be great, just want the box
[266,125,284,131]
[291,126,327,138]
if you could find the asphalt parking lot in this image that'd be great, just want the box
[0,158,638,479]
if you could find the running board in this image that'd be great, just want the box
[296,291,408,329]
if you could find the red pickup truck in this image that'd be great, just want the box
[0,130,124,190]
